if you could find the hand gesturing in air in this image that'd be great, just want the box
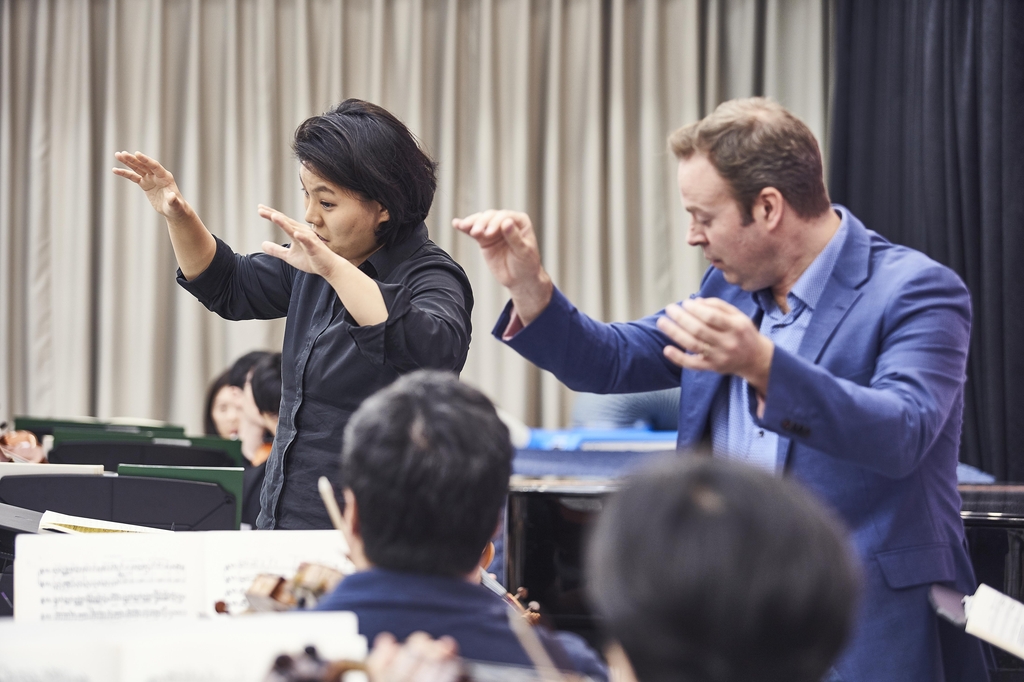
[112,152,192,221]
[452,210,553,324]
[258,205,345,281]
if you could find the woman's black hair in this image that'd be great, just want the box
[250,353,283,416]
[228,351,272,388]
[293,99,437,248]
[203,369,234,437]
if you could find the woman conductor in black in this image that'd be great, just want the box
[114,100,473,529]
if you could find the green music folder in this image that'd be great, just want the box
[54,429,245,466]
[117,464,244,530]
[15,416,186,438]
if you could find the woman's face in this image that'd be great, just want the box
[211,385,242,439]
[300,165,389,265]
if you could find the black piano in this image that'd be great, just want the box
[506,478,1024,680]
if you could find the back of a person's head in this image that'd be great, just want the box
[341,370,513,577]
[228,350,273,388]
[587,456,860,682]
[250,353,283,415]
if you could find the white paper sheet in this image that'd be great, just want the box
[965,582,1024,659]
[14,530,352,621]
[0,612,364,682]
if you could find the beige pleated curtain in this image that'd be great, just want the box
[0,0,830,433]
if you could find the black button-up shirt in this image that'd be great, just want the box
[178,223,473,529]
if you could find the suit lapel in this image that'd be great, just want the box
[778,211,872,470]
[797,213,871,364]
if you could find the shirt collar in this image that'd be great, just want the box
[361,222,430,280]
[755,207,849,314]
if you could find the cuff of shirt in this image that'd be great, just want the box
[501,310,526,340]
[491,286,572,348]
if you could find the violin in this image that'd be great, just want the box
[243,562,346,613]
[479,542,541,625]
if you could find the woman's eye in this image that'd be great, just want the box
[320,202,334,209]
[301,188,309,197]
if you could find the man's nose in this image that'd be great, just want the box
[686,221,705,246]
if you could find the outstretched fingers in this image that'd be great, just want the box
[261,241,291,260]
[113,152,146,178]
[111,166,142,184]
[114,152,153,177]
[132,152,171,179]
[257,205,301,238]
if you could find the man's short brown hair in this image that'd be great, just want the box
[669,98,831,223]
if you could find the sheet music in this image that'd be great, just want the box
[0,613,364,682]
[965,582,1024,659]
[202,530,354,614]
[15,533,205,621]
[0,640,120,682]
[122,613,365,682]
[15,530,353,621]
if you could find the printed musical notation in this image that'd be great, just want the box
[14,530,351,621]
[204,531,353,614]
[15,534,200,622]
[33,560,191,620]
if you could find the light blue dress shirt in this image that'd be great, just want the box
[710,211,850,472]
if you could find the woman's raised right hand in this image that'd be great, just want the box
[112,151,191,221]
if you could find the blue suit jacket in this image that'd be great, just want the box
[495,208,989,682]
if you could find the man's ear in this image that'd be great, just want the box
[377,203,390,225]
[756,187,785,231]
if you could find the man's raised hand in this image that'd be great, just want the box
[452,210,553,324]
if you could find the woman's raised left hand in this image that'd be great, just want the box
[258,204,343,280]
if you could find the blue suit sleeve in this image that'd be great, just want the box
[493,287,681,394]
[757,264,972,479]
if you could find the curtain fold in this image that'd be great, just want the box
[829,0,1024,478]
[0,0,829,433]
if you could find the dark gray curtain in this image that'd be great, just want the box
[829,0,1024,480]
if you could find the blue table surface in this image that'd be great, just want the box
[512,448,673,479]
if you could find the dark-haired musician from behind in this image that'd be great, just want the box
[316,371,607,680]
[113,99,473,530]
[588,455,860,682]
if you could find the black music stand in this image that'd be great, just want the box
[49,441,237,471]
[0,502,42,617]
[0,474,235,531]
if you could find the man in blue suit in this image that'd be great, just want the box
[454,98,989,681]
